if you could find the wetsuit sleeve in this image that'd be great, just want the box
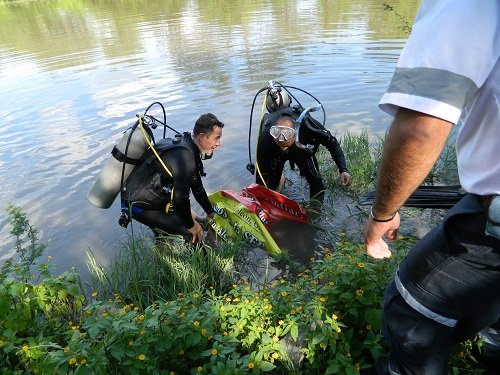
[162,148,197,229]
[304,116,348,173]
[323,134,348,173]
[191,173,214,215]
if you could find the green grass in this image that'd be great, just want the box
[87,232,242,308]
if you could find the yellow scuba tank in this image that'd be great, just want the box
[87,121,152,209]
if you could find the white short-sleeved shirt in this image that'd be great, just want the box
[379,0,500,195]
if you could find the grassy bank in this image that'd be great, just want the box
[0,133,486,374]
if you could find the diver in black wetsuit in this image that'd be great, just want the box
[121,113,224,243]
[255,93,351,199]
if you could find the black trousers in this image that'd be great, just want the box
[132,209,191,242]
[383,194,500,374]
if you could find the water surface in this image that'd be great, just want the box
[0,0,419,282]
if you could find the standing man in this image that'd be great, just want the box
[363,0,499,373]
[121,113,224,243]
[256,92,352,200]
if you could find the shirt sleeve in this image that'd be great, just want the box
[379,0,500,124]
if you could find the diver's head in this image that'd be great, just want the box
[266,89,291,112]
[270,116,296,151]
[193,113,224,159]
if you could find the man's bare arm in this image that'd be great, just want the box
[372,108,453,218]
[364,108,453,259]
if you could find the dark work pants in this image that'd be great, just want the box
[382,194,500,374]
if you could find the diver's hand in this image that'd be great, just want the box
[340,172,352,186]
[187,221,203,243]
[363,212,400,259]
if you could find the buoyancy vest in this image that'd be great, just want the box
[121,133,198,210]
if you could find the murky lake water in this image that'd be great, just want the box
[0,0,419,283]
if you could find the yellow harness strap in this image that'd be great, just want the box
[137,116,175,214]
[255,94,269,188]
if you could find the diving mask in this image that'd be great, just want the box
[269,125,296,142]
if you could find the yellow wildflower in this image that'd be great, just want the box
[197,366,203,372]
[211,348,218,355]
[69,357,77,365]
[356,289,364,297]
[281,291,287,297]
[193,321,200,327]
[91,292,97,297]
[332,314,338,320]
[22,345,29,352]
[80,358,87,365]
[64,347,70,353]
[272,352,279,359]
[201,329,207,335]
[138,354,145,361]
[248,362,255,369]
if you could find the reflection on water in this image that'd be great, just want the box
[0,0,419,283]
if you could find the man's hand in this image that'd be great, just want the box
[363,212,400,259]
[187,221,203,243]
[340,171,352,186]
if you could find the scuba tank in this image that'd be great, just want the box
[87,121,152,208]
[87,102,176,209]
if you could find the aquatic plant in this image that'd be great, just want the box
[0,206,488,374]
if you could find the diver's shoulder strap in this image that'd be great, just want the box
[153,132,195,154]
[112,146,142,165]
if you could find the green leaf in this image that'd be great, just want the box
[325,361,339,374]
[259,361,276,372]
[364,308,382,331]
[346,365,359,375]
[110,346,125,361]
[290,324,298,341]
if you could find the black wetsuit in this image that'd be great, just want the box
[121,133,214,238]
[255,107,348,198]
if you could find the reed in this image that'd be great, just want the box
[87,231,242,307]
